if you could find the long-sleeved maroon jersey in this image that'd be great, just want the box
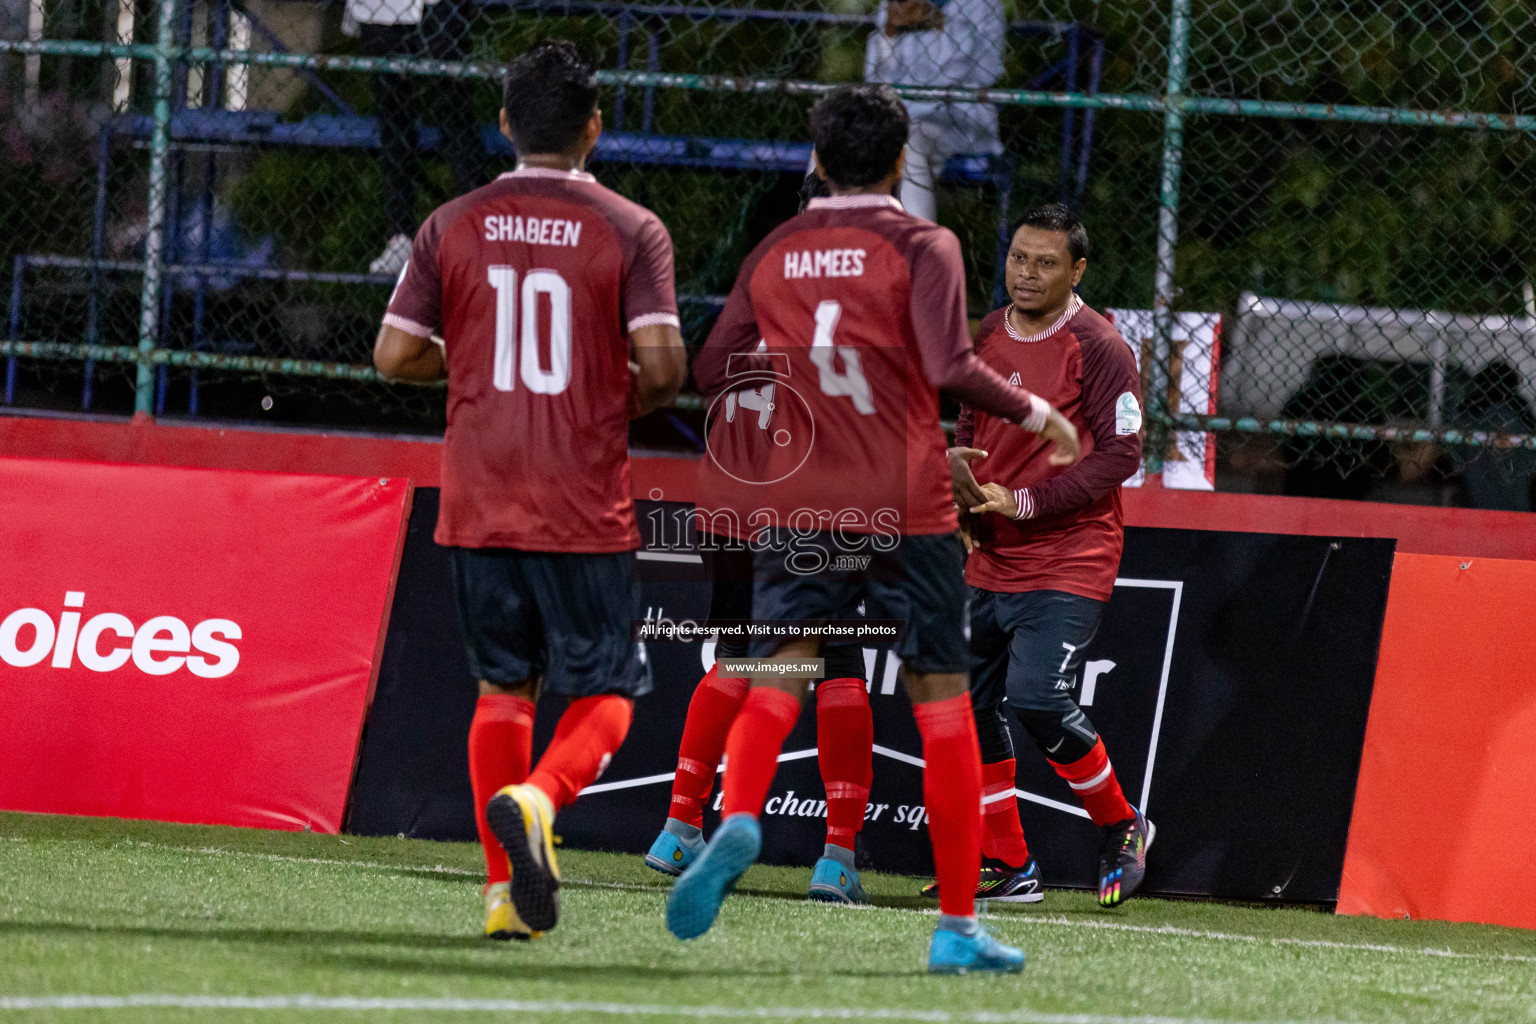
[956,299,1143,600]
[385,167,679,552]
[693,194,1048,538]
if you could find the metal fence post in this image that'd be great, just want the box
[134,0,179,417]
[1147,0,1191,474]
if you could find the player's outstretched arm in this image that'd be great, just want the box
[373,324,446,382]
[629,322,688,418]
[1013,334,1141,519]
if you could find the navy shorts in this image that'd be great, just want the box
[968,587,1104,712]
[749,531,968,675]
[703,541,864,680]
[451,547,651,698]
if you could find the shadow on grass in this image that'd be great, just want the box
[602,879,935,914]
[297,948,924,980]
[0,920,487,952]
[0,921,923,980]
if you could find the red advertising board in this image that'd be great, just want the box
[0,457,410,834]
[1338,553,1536,929]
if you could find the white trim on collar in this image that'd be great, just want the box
[806,194,904,211]
[1004,293,1084,343]
[498,166,598,183]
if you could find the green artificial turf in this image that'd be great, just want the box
[2,812,1534,1023]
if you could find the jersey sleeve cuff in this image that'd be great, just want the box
[1013,488,1036,521]
[1019,393,1051,434]
[383,312,435,338]
[627,311,681,332]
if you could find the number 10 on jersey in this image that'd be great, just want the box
[488,265,573,395]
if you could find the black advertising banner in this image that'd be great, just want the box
[352,494,1394,903]
[347,489,478,841]
[1008,528,1396,902]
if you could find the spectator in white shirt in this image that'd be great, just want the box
[865,0,1006,222]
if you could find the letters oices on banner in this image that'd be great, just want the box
[0,592,240,678]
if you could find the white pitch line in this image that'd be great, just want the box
[1006,916,1536,966]
[73,841,1536,967]
[0,994,1346,1024]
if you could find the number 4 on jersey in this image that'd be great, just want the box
[487,265,572,395]
[808,300,874,415]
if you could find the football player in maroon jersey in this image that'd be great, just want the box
[645,173,876,907]
[372,41,688,940]
[667,84,1079,973]
[938,204,1154,908]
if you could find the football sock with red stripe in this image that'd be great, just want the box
[667,665,750,829]
[815,677,873,853]
[981,757,1030,868]
[720,687,803,819]
[526,694,634,811]
[913,693,984,919]
[1050,738,1134,826]
[468,692,535,885]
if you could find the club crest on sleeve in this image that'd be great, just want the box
[1116,392,1142,435]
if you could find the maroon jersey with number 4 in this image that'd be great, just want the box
[385,167,679,552]
[693,194,1049,537]
[956,298,1143,600]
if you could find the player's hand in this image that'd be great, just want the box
[947,446,989,510]
[956,510,982,554]
[1039,409,1081,466]
[968,481,1019,519]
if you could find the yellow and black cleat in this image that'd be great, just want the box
[486,784,562,932]
[483,880,541,941]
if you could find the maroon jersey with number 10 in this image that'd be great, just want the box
[385,167,679,552]
[692,194,1050,538]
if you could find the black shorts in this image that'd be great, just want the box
[702,542,864,680]
[748,530,968,675]
[969,587,1104,712]
[704,544,754,657]
[451,547,651,698]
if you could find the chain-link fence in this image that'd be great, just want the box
[2,0,1534,505]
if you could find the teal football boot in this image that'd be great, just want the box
[927,925,1026,975]
[807,856,869,905]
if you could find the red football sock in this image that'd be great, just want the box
[980,758,1030,868]
[668,665,750,828]
[468,692,535,885]
[526,694,634,811]
[815,677,873,851]
[1050,738,1134,826]
[912,693,983,919]
[720,687,804,819]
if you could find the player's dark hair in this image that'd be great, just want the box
[1014,203,1090,263]
[810,84,910,190]
[501,40,599,156]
